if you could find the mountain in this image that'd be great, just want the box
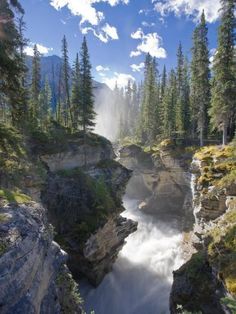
[25,55,111,110]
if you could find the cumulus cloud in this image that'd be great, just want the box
[24,43,53,56]
[102,72,135,89]
[96,65,110,72]
[130,28,167,58]
[141,21,155,27]
[81,22,119,43]
[50,0,128,42]
[130,62,145,72]
[153,0,221,23]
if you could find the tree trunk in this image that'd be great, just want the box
[222,122,227,146]
[200,127,203,147]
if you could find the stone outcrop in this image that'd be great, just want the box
[119,144,194,230]
[41,141,114,172]
[41,139,137,286]
[69,215,137,286]
[0,203,82,314]
[170,145,236,313]
[170,252,226,314]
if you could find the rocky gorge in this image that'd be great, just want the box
[0,127,137,312]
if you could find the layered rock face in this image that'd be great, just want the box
[41,141,114,172]
[0,203,82,314]
[42,138,137,286]
[170,145,236,313]
[119,144,194,230]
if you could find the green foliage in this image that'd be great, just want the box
[79,37,96,133]
[190,11,210,146]
[0,189,31,203]
[209,0,236,145]
[207,208,236,295]
[221,296,236,313]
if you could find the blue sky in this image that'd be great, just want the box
[21,0,220,89]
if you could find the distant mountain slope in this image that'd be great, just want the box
[25,55,110,108]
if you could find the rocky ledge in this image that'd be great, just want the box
[41,137,137,286]
[170,145,236,313]
[0,202,82,314]
[119,142,194,231]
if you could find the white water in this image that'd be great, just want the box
[81,197,184,314]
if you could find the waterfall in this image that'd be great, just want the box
[80,197,185,314]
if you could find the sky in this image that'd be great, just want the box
[21,0,221,89]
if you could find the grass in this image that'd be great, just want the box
[0,189,31,204]
[194,144,236,189]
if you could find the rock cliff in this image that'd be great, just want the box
[170,144,236,313]
[0,202,82,314]
[119,142,194,231]
[41,136,137,287]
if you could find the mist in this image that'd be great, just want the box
[80,197,184,314]
[94,85,120,142]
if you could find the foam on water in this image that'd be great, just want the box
[80,197,184,314]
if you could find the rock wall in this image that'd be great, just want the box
[170,146,236,314]
[0,203,82,314]
[41,140,137,287]
[119,144,194,231]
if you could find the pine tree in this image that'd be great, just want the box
[140,54,159,142]
[162,69,177,137]
[175,43,190,138]
[0,0,27,126]
[209,0,236,145]
[71,53,81,131]
[61,35,72,127]
[190,11,210,146]
[39,78,52,131]
[79,36,96,133]
[30,44,41,123]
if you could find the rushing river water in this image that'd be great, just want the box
[81,197,185,314]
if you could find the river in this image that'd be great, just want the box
[80,196,185,314]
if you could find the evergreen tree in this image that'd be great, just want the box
[79,36,96,133]
[71,53,81,130]
[0,0,27,126]
[190,11,210,146]
[61,35,72,127]
[162,69,177,137]
[39,78,52,131]
[175,43,190,138]
[30,44,41,122]
[140,54,159,142]
[209,0,236,145]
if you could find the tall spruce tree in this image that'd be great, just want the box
[79,36,96,133]
[71,53,81,131]
[190,11,210,146]
[209,0,236,145]
[175,43,190,138]
[0,0,27,126]
[30,44,41,122]
[61,35,72,127]
[140,54,159,142]
[162,69,177,137]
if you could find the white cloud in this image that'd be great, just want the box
[209,48,217,67]
[130,62,145,72]
[50,0,128,42]
[81,23,119,43]
[102,72,135,89]
[24,43,53,56]
[130,28,167,58]
[130,50,142,57]
[96,65,110,72]
[141,21,155,27]
[131,28,143,39]
[153,0,221,23]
